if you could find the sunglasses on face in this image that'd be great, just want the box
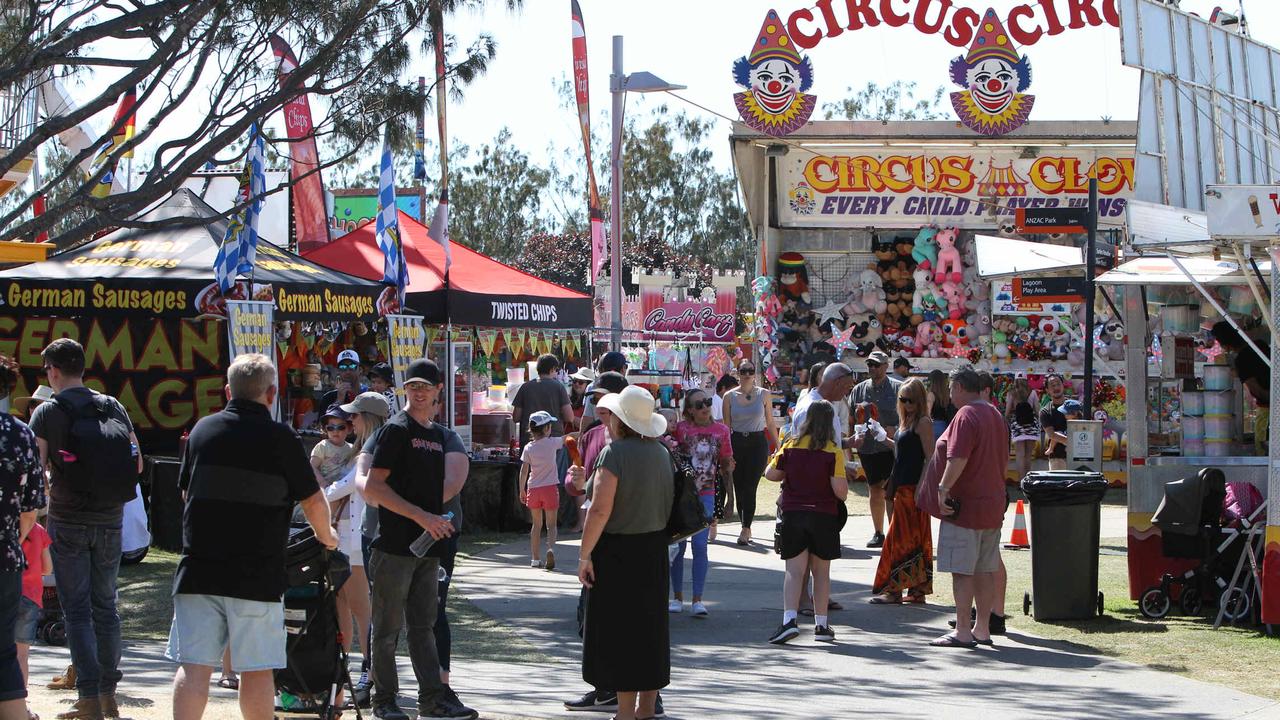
[867,362,882,369]
[690,399,713,410]
[325,424,348,432]
[338,362,359,371]
[739,368,755,375]
[898,397,915,404]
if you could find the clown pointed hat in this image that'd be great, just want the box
[748,9,802,65]
[966,8,1021,65]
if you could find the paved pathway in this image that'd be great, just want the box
[25,505,1276,720]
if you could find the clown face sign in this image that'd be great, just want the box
[733,9,816,137]
[949,9,1034,136]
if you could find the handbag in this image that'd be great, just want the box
[665,446,712,543]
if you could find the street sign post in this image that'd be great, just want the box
[1015,207,1088,234]
[1013,276,1085,304]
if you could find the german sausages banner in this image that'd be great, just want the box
[0,190,384,322]
[777,146,1134,229]
[387,314,425,410]
[2,315,226,453]
[226,300,275,359]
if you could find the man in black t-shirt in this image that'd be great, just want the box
[167,353,337,720]
[358,358,476,720]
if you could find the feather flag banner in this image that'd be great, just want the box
[87,86,137,198]
[375,130,408,307]
[429,6,453,273]
[571,0,606,285]
[213,124,266,294]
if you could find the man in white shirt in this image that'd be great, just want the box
[791,363,856,441]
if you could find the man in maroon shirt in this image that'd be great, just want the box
[925,366,1010,647]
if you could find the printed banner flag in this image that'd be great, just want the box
[507,329,526,359]
[414,77,427,183]
[375,129,408,309]
[225,300,277,418]
[571,0,606,284]
[387,314,426,411]
[214,124,266,294]
[429,7,453,273]
[36,75,98,173]
[477,329,498,357]
[269,35,331,253]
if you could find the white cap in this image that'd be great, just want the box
[336,349,360,365]
[528,411,557,428]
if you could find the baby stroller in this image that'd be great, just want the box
[1139,468,1263,623]
[274,524,361,720]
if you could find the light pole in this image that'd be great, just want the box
[609,35,685,348]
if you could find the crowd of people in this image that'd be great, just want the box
[0,336,1127,720]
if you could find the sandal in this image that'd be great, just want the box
[905,593,927,605]
[827,600,844,611]
[217,676,240,690]
[798,608,814,617]
[974,637,994,646]
[930,633,978,648]
[868,593,902,605]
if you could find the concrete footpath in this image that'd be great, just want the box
[25,505,1277,720]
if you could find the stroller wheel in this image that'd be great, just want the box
[1139,586,1171,619]
[1180,587,1203,616]
[45,620,67,646]
[1221,587,1252,622]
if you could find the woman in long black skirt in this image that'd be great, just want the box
[579,386,675,720]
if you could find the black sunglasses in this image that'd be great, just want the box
[689,399,713,410]
[324,424,348,432]
[867,362,883,368]
[898,397,915,404]
[739,368,756,375]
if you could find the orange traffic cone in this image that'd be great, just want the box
[1005,499,1030,549]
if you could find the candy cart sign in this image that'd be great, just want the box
[643,302,736,342]
[778,147,1134,229]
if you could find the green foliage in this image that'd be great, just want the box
[822,80,949,121]
[448,128,549,262]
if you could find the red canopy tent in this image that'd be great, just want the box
[304,211,592,328]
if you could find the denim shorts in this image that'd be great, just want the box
[166,594,286,672]
[14,597,39,646]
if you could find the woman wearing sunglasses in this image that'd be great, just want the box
[869,378,935,605]
[722,361,778,546]
[667,389,734,617]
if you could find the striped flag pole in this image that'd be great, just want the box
[214,123,265,294]
[374,128,406,307]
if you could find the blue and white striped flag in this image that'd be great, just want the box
[375,129,408,306]
[214,123,266,294]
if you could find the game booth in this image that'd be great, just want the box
[0,189,386,549]
[305,210,594,529]
[731,118,1137,481]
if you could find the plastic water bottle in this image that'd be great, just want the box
[410,512,455,558]
[279,692,299,710]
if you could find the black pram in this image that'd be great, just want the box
[274,524,361,720]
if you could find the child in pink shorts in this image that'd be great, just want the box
[519,411,564,570]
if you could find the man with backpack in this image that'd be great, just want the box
[30,339,142,720]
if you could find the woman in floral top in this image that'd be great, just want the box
[0,354,47,713]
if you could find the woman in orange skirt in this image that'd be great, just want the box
[869,378,935,604]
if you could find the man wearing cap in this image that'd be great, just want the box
[580,351,628,429]
[849,350,902,548]
[568,367,595,430]
[320,349,368,413]
[367,362,398,414]
[791,363,856,442]
[1039,374,1069,471]
[892,357,914,381]
[358,359,476,720]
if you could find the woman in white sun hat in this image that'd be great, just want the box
[578,385,674,720]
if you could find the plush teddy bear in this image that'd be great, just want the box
[914,320,942,357]
[872,234,897,263]
[846,266,886,315]
[894,235,916,261]
[934,227,963,284]
[776,252,811,307]
[911,226,939,270]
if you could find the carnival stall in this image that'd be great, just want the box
[1098,252,1273,609]
[0,189,386,548]
[306,211,596,529]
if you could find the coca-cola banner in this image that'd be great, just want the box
[269,35,331,253]
[643,302,735,342]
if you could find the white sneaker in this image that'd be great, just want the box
[668,600,683,613]
[530,559,543,568]
[691,601,709,617]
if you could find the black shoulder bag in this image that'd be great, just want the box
[665,445,711,543]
